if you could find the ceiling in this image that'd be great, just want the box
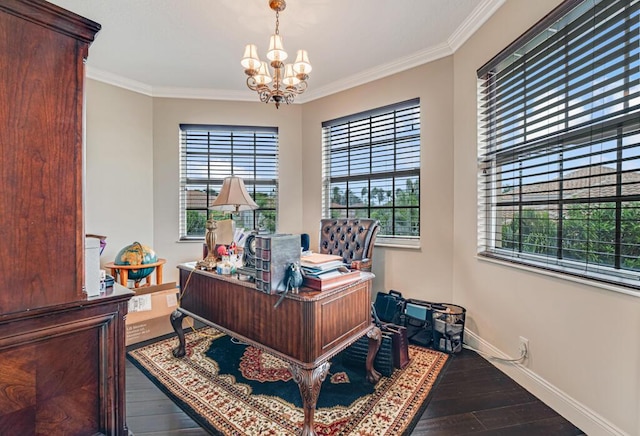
[48,0,504,102]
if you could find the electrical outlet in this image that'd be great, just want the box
[519,336,529,358]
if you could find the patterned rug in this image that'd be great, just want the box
[127,327,449,435]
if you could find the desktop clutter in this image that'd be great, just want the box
[195,220,363,295]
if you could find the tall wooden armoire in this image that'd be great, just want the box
[0,1,133,434]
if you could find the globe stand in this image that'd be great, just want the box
[104,259,167,288]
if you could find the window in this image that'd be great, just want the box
[322,99,421,243]
[477,0,640,291]
[179,124,278,239]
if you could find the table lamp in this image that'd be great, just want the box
[198,176,258,270]
[209,175,259,213]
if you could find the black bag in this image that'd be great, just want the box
[374,290,405,324]
[342,302,407,377]
[342,332,394,377]
[403,299,446,347]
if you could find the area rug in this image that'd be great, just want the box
[127,327,449,435]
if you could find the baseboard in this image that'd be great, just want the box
[463,330,629,436]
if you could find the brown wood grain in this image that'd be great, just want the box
[0,287,132,435]
[0,346,36,414]
[178,267,373,366]
[0,1,92,314]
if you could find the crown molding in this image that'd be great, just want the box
[85,66,259,102]
[86,65,153,96]
[151,87,256,102]
[86,0,505,102]
[448,0,506,52]
[297,43,453,103]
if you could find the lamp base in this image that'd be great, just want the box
[197,255,218,271]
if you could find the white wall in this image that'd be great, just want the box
[453,1,640,435]
[301,57,455,302]
[151,99,302,284]
[84,79,154,268]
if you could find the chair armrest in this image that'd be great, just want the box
[351,258,373,272]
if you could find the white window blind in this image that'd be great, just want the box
[322,99,421,240]
[179,124,278,238]
[477,0,640,291]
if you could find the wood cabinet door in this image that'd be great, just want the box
[0,0,99,314]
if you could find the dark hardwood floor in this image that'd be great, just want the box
[126,348,585,435]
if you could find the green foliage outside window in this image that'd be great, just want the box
[330,178,419,237]
[186,190,277,236]
[186,210,207,236]
[501,202,640,271]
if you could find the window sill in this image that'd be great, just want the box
[375,237,421,250]
[476,254,640,298]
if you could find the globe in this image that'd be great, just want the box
[114,242,158,281]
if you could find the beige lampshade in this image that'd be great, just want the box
[241,44,260,70]
[293,49,312,75]
[282,64,300,87]
[254,61,273,85]
[209,176,259,213]
[266,34,287,62]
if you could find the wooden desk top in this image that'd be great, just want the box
[178,261,374,302]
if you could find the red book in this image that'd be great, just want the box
[303,270,361,291]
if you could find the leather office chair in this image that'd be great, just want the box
[318,218,381,272]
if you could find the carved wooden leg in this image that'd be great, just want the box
[366,327,382,384]
[170,309,187,358]
[289,362,330,436]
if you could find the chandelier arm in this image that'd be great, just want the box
[258,89,272,104]
[295,81,308,94]
[284,93,295,105]
[283,81,306,96]
[246,76,260,91]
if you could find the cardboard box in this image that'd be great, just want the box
[126,282,180,346]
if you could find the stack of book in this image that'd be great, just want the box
[300,253,361,291]
[254,234,300,294]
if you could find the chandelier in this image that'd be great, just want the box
[241,0,312,109]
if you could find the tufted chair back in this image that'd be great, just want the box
[318,218,380,272]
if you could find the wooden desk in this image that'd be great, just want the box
[170,263,381,436]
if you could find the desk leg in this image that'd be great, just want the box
[289,362,330,436]
[366,327,382,384]
[170,309,188,358]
